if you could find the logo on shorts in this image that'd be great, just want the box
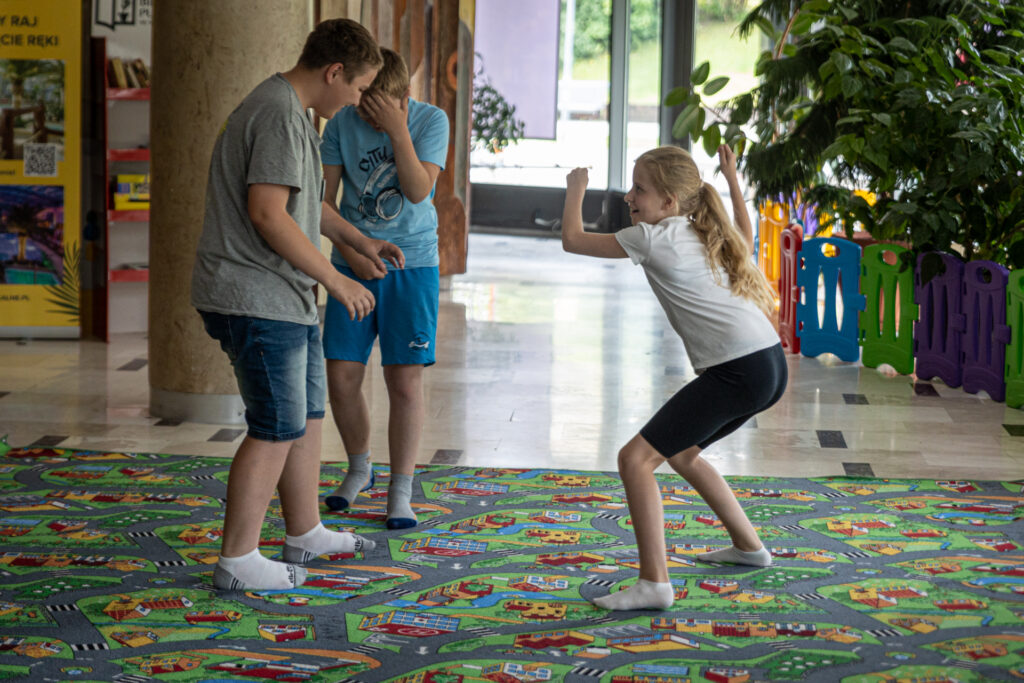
[409,337,430,351]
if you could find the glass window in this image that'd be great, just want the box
[625,0,661,187]
[471,0,612,190]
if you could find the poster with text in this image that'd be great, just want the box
[0,2,80,337]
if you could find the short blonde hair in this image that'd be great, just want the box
[367,47,410,99]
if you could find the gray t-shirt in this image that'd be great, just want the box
[191,74,325,324]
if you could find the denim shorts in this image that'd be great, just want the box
[198,310,326,442]
[322,265,439,366]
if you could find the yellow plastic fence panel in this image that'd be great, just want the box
[757,200,788,291]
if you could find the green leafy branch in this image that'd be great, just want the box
[664,0,1024,267]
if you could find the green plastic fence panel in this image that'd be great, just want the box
[859,243,918,375]
[1006,271,1024,409]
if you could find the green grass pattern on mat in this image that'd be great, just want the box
[0,445,1020,682]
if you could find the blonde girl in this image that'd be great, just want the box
[560,144,786,610]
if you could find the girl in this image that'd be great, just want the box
[560,144,787,611]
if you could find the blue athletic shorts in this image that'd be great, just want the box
[641,344,788,457]
[322,265,439,366]
[198,310,326,442]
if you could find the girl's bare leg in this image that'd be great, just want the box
[666,447,771,566]
[590,434,674,610]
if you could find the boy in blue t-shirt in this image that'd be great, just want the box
[320,48,449,529]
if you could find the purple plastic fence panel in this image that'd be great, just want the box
[961,260,1011,401]
[793,202,820,237]
[913,252,964,387]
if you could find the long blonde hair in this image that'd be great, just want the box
[635,146,775,319]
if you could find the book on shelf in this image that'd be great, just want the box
[107,57,151,89]
[108,57,128,88]
[123,60,139,88]
[131,59,151,88]
[113,173,150,210]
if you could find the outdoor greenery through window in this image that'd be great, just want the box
[470,0,763,200]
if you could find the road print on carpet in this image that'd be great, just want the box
[0,442,1021,682]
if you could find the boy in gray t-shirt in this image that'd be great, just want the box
[191,19,403,591]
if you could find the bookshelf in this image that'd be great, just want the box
[96,37,150,340]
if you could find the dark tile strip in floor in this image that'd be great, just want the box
[913,382,940,397]
[1003,424,1024,437]
[843,393,869,405]
[117,358,148,371]
[208,428,245,443]
[817,430,848,449]
[29,435,68,447]
[431,449,464,464]
[843,462,875,477]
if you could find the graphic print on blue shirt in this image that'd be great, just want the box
[358,152,403,223]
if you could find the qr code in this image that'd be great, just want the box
[24,143,59,177]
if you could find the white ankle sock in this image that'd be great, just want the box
[590,579,674,611]
[283,522,375,564]
[696,545,772,567]
[214,548,306,590]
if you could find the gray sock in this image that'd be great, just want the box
[386,472,417,529]
[324,452,372,510]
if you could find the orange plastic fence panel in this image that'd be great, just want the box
[757,200,789,292]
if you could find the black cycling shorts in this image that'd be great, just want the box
[641,343,788,458]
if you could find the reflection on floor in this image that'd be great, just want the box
[1,232,1022,480]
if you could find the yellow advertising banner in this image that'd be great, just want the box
[0,2,80,337]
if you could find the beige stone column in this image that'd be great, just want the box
[148,1,312,423]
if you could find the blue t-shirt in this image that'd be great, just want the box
[321,98,449,269]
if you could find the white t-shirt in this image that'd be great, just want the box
[615,215,780,371]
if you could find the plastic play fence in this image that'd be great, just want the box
[757,202,1023,409]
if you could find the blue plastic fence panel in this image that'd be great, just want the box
[796,237,866,362]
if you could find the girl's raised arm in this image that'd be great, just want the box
[718,145,754,252]
[560,167,628,259]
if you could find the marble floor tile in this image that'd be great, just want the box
[1,232,1021,482]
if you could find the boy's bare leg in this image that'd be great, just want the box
[666,447,772,567]
[215,435,306,589]
[590,434,674,610]
[382,364,423,528]
[278,418,375,563]
[383,364,423,477]
[324,360,375,509]
[276,418,325,536]
[221,436,292,557]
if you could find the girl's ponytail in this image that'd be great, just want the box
[634,146,775,320]
[690,184,776,322]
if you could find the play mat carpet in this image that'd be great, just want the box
[0,442,1020,682]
